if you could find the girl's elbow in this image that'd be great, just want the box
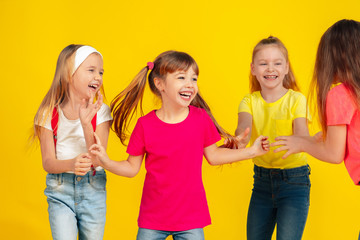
[207,160,217,166]
[42,161,53,173]
[206,157,220,166]
[332,157,344,164]
[125,171,138,178]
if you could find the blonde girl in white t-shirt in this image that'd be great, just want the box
[32,45,112,240]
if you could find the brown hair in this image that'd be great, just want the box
[249,36,299,92]
[32,44,105,142]
[111,50,232,145]
[310,19,360,136]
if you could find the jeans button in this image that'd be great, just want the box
[77,177,82,181]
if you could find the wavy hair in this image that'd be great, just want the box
[309,19,360,136]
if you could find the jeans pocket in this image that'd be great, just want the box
[90,172,107,191]
[45,174,62,190]
[284,174,311,186]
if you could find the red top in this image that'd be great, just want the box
[127,106,221,231]
[326,84,360,185]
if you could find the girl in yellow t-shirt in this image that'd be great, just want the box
[235,36,311,240]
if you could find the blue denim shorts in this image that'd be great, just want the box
[247,165,311,240]
[44,170,107,240]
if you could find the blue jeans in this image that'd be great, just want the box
[136,228,205,240]
[247,165,311,240]
[44,170,107,240]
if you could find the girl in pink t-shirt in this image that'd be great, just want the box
[272,19,360,236]
[90,50,269,240]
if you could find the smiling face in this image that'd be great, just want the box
[155,67,198,109]
[70,53,104,100]
[251,45,289,92]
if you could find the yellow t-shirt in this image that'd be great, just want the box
[238,89,309,169]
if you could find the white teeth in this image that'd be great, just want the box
[180,92,191,98]
[264,76,277,79]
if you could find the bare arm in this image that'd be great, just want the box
[293,117,309,136]
[39,127,92,175]
[80,92,103,155]
[204,135,269,166]
[91,120,110,167]
[272,125,346,163]
[89,133,144,177]
[234,112,253,147]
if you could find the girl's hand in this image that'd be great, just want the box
[80,91,103,127]
[272,136,304,159]
[251,135,269,157]
[224,127,250,149]
[73,153,92,175]
[89,132,110,167]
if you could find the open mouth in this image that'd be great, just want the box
[264,75,278,80]
[88,84,99,90]
[179,92,192,99]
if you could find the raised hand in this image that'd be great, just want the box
[73,153,92,175]
[89,132,110,167]
[224,127,250,149]
[80,91,103,126]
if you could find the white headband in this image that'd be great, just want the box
[73,45,102,74]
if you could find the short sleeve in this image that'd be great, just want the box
[97,103,113,125]
[36,110,52,131]
[238,94,252,114]
[127,119,146,156]
[202,109,222,147]
[292,93,309,120]
[326,85,356,126]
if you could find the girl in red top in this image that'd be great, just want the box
[272,19,360,236]
[273,19,360,183]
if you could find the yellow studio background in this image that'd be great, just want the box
[1,0,359,239]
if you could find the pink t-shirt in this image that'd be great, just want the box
[127,105,221,231]
[326,84,360,185]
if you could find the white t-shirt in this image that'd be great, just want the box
[42,103,112,170]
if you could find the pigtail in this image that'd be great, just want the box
[111,67,149,145]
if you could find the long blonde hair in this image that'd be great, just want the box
[310,19,360,136]
[32,44,104,141]
[249,36,299,93]
[111,50,232,145]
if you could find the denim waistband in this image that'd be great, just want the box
[48,169,106,184]
[254,165,310,178]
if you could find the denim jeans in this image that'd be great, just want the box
[44,170,107,240]
[247,165,311,240]
[136,228,205,240]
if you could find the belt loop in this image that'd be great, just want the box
[282,169,287,181]
[88,171,92,184]
[57,173,62,185]
[258,166,262,177]
[255,165,260,177]
[308,165,311,175]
